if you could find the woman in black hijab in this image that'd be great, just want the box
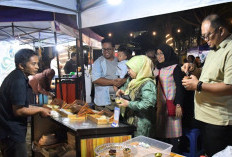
[155,44,184,153]
[156,44,178,69]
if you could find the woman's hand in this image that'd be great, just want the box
[117,98,129,107]
[116,89,125,97]
[175,104,182,118]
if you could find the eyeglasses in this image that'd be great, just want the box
[102,48,113,52]
[201,28,218,41]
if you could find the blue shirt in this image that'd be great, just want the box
[0,69,30,142]
[92,56,118,106]
[116,60,128,78]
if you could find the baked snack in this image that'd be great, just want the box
[109,149,116,156]
[155,152,162,157]
[123,148,131,157]
[130,142,139,146]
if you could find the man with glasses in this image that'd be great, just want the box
[182,14,232,156]
[92,38,126,112]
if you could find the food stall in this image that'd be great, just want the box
[31,99,184,157]
[31,100,136,157]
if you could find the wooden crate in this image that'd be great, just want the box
[67,132,75,149]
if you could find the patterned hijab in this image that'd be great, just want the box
[156,44,178,69]
[125,55,155,100]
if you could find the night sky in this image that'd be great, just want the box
[91,2,232,51]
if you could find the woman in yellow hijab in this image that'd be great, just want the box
[117,55,156,137]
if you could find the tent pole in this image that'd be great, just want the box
[54,31,63,100]
[11,23,14,36]
[75,39,79,101]
[77,0,86,101]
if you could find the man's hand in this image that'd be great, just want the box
[182,75,199,91]
[113,78,126,87]
[181,63,195,74]
[116,89,125,97]
[40,108,51,117]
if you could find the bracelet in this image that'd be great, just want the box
[197,81,203,92]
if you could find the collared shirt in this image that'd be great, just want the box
[195,34,232,126]
[0,69,30,142]
[92,56,118,106]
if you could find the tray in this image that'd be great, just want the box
[123,136,173,157]
[87,114,109,125]
[95,143,137,157]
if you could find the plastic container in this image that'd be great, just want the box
[95,143,137,156]
[123,136,173,157]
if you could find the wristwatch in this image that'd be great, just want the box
[197,81,203,92]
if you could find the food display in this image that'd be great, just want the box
[123,148,132,157]
[109,149,117,156]
[77,103,95,116]
[50,98,66,108]
[123,136,173,157]
[44,104,60,110]
[44,99,115,124]
[143,153,163,157]
[95,143,136,157]
[87,114,113,125]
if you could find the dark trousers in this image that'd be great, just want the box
[0,137,27,157]
[195,120,232,157]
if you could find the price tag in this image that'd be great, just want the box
[111,107,120,127]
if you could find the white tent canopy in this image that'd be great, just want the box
[0,0,232,28]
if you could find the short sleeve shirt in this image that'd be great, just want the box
[0,69,30,142]
[195,34,232,126]
[105,59,118,94]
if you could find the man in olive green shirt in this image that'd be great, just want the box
[182,14,232,157]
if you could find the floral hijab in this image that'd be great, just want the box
[125,55,155,100]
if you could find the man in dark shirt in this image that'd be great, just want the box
[64,52,77,74]
[0,49,51,157]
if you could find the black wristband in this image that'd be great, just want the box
[197,81,203,92]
